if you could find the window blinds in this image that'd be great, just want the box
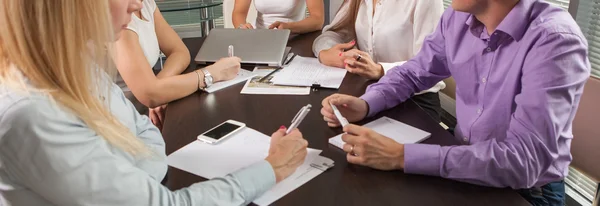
[577,0,600,78]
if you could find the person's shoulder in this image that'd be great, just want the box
[144,0,158,13]
[528,1,585,43]
[0,87,70,129]
[436,7,471,33]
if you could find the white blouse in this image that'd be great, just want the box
[313,0,446,94]
[116,0,161,92]
[254,0,307,29]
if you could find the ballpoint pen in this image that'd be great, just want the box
[228,45,234,57]
[286,104,311,134]
[330,102,349,127]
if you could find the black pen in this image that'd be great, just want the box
[258,68,281,83]
[258,53,297,83]
[283,53,297,65]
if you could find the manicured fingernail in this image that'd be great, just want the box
[280,125,286,129]
[339,52,342,56]
[344,63,347,67]
[351,40,355,44]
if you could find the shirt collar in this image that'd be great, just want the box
[465,0,534,42]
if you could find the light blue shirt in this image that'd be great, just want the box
[0,80,275,205]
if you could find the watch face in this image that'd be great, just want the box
[205,75,213,87]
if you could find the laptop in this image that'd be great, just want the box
[195,28,291,67]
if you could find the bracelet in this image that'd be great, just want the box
[194,70,202,90]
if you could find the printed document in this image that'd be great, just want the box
[240,67,310,95]
[271,57,347,89]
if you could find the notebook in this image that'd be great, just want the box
[329,117,431,149]
[271,56,347,89]
[201,69,255,93]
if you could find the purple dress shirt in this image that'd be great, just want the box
[360,0,590,189]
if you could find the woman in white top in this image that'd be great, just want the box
[313,0,446,121]
[0,0,307,205]
[233,0,324,34]
[115,0,241,129]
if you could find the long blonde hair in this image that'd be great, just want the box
[0,1,148,155]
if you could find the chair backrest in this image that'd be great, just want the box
[223,0,257,28]
[571,77,600,183]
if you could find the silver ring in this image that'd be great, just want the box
[356,54,362,61]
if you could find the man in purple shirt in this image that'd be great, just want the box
[320,0,590,204]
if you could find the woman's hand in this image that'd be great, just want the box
[268,21,291,30]
[205,57,241,82]
[149,104,167,131]
[318,40,356,68]
[342,49,384,80]
[265,127,308,183]
[237,23,254,29]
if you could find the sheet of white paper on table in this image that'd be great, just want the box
[167,127,330,206]
[271,56,347,89]
[329,117,431,149]
[240,67,311,95]
[203,69,255,93]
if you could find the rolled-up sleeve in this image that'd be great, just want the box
[403,32,590,189]
[360,11,451,117]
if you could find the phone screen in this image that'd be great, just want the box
[203,122,242,140]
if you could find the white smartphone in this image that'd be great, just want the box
[197,120,246,144]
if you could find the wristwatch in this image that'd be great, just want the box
[201,68,213,89]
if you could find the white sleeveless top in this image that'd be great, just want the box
[254,0,306,29]
[116,0,161,92]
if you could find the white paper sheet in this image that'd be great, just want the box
[203,69,255,93]
[271,57,347,89]
[167,127,330,206]
[329,117,431,149]
[240,67,310,95]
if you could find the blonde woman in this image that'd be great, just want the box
[313,0,446,122]
[0,0,307,205]
[115,0,241,129]
[233,0,324,34]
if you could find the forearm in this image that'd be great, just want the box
[232,12,248,28]
[137,71,202,107]
[157,50,191,79]
[287,16,324,34]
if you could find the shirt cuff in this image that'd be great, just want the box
[230,160,276,201]
[360,90,386,117]
[379,61,406,75]
[404,143,442,177]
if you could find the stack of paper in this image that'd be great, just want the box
[271,57,347,89]
[240,67,311,95]
[167,128,333,206]
[329,117,431,149]
[202,69,255,93]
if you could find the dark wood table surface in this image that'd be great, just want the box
[162,32,529,206]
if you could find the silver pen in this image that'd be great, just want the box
[228,45,234,57]
[286,104,311,134]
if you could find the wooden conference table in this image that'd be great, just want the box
[161,32,529,206]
